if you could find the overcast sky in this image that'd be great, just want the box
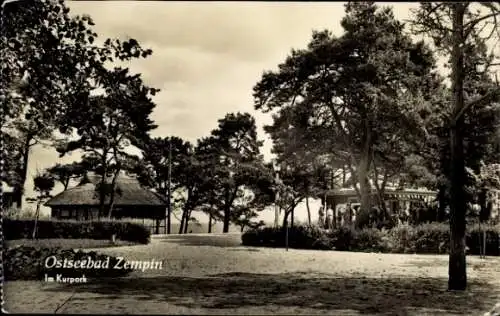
[27,1,418,219]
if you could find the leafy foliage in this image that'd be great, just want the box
[197,112,274,233]
[253,3,441,228]
[1,0,98,207]
[241,225,334,250]
[1,0,156,210]
[3,219,151,244]
[242,223,500,256]
[46,161,88,190]
[56,66,158,217]
[27,173,55,201]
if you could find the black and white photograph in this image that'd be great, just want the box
[1,0,500,314]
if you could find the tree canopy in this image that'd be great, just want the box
[1,0,155,210]
[254,2,441,227]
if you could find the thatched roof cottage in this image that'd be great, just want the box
[45,172,167,221]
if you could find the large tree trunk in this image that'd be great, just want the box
[208,214,213,233]
[282,209,290,229]
[63,178,70,191]
[222,205,230,233]
[179,209,187,234]
[98,160,108,219]
[356,154,372,228]
[166,187,171,234]
[448,3,467,291]
[355,121,373,228]
[306,196,311,225]
[179,188,192,234]
[107,169,120,219]
[14,138,32,209]
[291,208,295,228]
[283,209,290,249]
[282,210,291,228]
[183,209,191,234]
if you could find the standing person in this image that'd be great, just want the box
[318,206,325,228]
[326,211,332,230]
[345,203,352,226]
[337,206,344,227]
[352,205,360,226]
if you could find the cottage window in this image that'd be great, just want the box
[60,210,70,218]
[91,209,99,219]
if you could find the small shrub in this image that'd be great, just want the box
[412,223,450,254]
[5,238,138,249]
[467,223,500,256]
[241,222,500,256]
[388,224,412,253]
[329,226,355,251]
[4,245,133,281]
[241,226,284,247]
[3,219,150,244]
[289,225,333,250]
[352,228,389,253]
[388,223,449,254]
[241,225,333,250]
[388,223,499,255]
[241,229,260,246]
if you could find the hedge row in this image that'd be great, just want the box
[3,219,150,244]
[242,223,500,255]
[4,245,133,280]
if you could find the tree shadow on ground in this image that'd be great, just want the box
[228,247,261,252]
[157,235,243,248]
[401,256,500,271]
[46,272,497,315]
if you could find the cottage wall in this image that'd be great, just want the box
[2,192,16,210]
[50,206,164,220]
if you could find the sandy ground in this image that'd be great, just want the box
[4,233,500,315]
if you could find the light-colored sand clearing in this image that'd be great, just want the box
[4,233,500,315]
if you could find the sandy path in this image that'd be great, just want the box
[4,233,500,315]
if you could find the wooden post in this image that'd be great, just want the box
[483,230,486,259]
[285,220,289,252]
[32,201,41,240]
[167,140,172,234]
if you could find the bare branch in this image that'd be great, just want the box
[464,12,500,38]
[452,87,500,126]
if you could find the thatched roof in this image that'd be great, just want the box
[45,172,167,207]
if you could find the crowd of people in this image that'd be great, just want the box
[318,200,441,229]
